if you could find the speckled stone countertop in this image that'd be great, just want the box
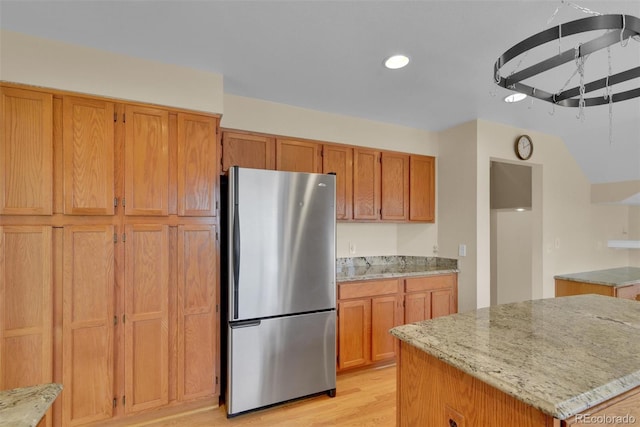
[0,383,62,427]
[336,256,458,282]
[390,295,640,420]
[554,266,640,287]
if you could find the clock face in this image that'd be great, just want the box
[516,135,533,160]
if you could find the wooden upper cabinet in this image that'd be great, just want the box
[276,138,321,173]
[63,96,115,216]
[124,105,169,216]
[409,155,435,222]
[0,87,53,215]
[177,113,218,216]
[353,148,380,220]
[221,131,275,172]
[381,152,409,221]
[322,144,353,220]
[62,225,115,426]
[177,225,217,401]
[0,226,52,391]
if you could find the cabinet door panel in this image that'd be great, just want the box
[381,152,409,221]
[63,96,115,215]
[276,138,320,173]
[221,131,275,172]
[338,299,371,370]
[353,149,380,220]
[409,155,435,222]
[177,225,217,400]
[431,289,454,319]
[323,144,353,220]
[124,106,169,216]
[124,224,169,413]
[371,295,400,362]
[0,88,53,215]
[405,292,431,324]
[177,114,218,216]
[0,226,52,389]
[62,225,114,426]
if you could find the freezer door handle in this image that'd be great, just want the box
[230,319,261,329]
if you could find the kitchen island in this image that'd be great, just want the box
[390,295,640,426]
[555,266,640,300]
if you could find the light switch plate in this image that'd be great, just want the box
[458,244,467,257]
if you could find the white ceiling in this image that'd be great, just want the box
[1,0,639,184]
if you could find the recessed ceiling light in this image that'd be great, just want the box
[504,93,527,103]
[384,54,409,70]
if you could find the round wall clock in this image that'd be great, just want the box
[515,135,533,160]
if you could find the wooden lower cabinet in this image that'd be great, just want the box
[337,273,458,372]
[0,226,53,426]
[337,279,402,371]
[62,226,115,426]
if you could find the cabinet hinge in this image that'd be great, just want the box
[215,232,219,242]
[123,113,126,123]
[114,197,118,207]
[216,201,219,210]
[122,396,126,406]
[122,314,126,324]
[113,397,117,408]
[122,233,126,243]
[113,315,118,326]
[216,304,219,313]
[122,198,126,207]
[113,112,117,123]
[113,233,118,243]
[379,208,382,216]
[215,376,219,385]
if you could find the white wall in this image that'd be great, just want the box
[0,30,223,114]
[441,119,632,311]
[221,94,439,257]
[629,207,640,266]
[437,121,478,312]
[494,210,533,305]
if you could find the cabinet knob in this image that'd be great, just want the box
[449,419,458,427]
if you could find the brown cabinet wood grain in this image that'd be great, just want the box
[337,279,401,371]
[221,131,275,172]
[62,96,115,216]
[555,279,640,300]
[381,152,409,221]
[353,148,381,220]
[409,155,435,222]
[337,299,371,370]
[322,144,353,220]
[276,138,320,173]
[176,225,218,401]
[124,105,169,216]
[0,226,53,390]
[404,274,458,323]
[0,87,53,215]
[177,113,218,217]
[124,224,170,413]
[62,225,115,426]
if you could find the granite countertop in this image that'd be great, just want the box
[0,383,62,427]
[336,256,458,283]
[554,266,640,287]
[390,294,640,420]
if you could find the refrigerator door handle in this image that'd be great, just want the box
[232,170,241,320]
[230,319,261,329]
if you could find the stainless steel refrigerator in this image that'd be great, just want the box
[225,166,337,417]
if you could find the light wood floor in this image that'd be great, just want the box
[135,365,396,427]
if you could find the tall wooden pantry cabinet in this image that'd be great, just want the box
[0,83,221,427]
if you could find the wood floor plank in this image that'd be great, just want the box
[130,366,396,427]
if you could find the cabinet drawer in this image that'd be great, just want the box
[339,279,399,300]
[615,283,640,300]
[405,274,455,293]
